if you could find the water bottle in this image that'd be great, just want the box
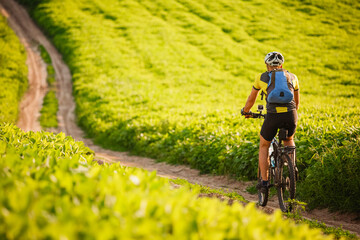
[269,142,275,167]
[270,155,275,167]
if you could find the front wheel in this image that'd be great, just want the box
[277,154,296,212]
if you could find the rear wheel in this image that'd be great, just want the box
[277,154,296,212]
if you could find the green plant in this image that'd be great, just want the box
[170,178,247,203]
[0,14,28,123]
[0,123,335,239]
[39,90,58,128]
[298,134,360,212]
[38,44,58,128]
[39,44,52,64]
[285,203,358,240]
[16,0,360,212]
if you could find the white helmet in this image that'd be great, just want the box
[264,52,284,66]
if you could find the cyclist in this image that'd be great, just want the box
[241,52,300,193]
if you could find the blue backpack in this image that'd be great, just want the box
[266,69,294,104]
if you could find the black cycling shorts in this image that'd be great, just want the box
[260,110,298,142]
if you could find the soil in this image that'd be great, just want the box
[1,0,359,237]
[0,2,47,132]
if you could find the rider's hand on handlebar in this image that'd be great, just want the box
[241,108,252,118]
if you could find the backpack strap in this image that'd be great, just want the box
[266,71,276,102]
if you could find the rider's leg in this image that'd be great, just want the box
[284,134,297,179]
[283,134,295,147]
[283,110,297,147]
[259,135,271,181]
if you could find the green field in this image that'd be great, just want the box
[1,123,337,239]
[39,45,58,128]
[0,14,27,123]
[17,0,360,212]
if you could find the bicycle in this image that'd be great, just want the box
[242,105,298,212]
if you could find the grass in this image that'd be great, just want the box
[174,178,359,240]
[0,14,27,123]
[38,44,58,128]
[170,178,247,203]
[285,200,358,240]
[17,0,360,212]
[39,90,58,128]
[0,123,334,239]
[299,218,358,240]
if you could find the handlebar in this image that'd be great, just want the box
[244,112,265,119]
[241,107,265,119]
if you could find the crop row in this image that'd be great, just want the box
[0,14,27,123]
[0,123,336,239]
[39,45,58,128]
[17,0,360,212]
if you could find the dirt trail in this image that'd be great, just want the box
[0,2,47,131]
[1,0,359,236]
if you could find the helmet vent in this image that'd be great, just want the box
[264,52,285,66]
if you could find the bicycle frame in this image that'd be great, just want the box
[272,129,297,212]
[270,133,295,187]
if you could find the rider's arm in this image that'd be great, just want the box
[292,74,300,110]
[294,90,300,110]
[243,87,259,112]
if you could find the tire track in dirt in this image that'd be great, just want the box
[2,0,359,236]
[0,2,47,132]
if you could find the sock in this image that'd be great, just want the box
[262,180,269,186]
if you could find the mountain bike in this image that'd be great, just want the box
[242,105,298,212]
